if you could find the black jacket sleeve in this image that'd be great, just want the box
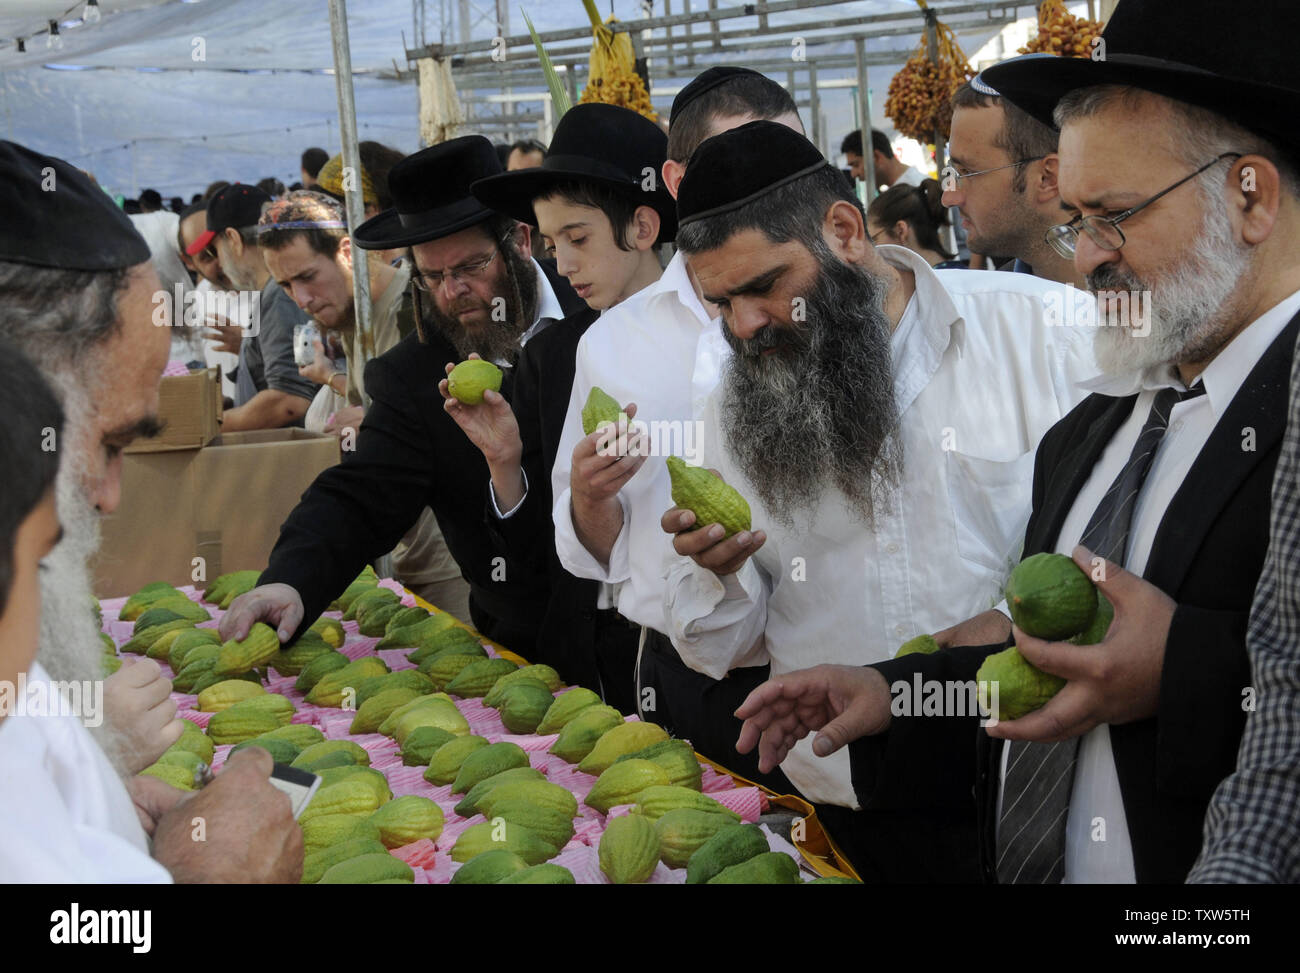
[848,642,1006,812]
[259,350,438,637]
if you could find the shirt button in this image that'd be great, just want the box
[894,624,906,637]
[885,542,900,555]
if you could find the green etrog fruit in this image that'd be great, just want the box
[447,360,503,405]
[895,634,940,658]
[976,646,1066,721]
[581,386,625,436]
[1004,552,1098,641]
[666,456,751,538]
[1069,592,1114,646]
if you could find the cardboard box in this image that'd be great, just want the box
[93,428,340,598]
[125,366,223,453]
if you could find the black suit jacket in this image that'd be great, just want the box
[486,306,604,687]
[260,261,586,644]
[853,310,1300,883]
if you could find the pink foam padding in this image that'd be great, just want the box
[436,814,484,852]
[178,708,212,729]
[107,620,134,641]
[496,732,557,753]
[539,761,595,795]
[100,596,128,612]
[265,674,298,695]
[552,845,604,884]
[391,838,439,870]
[209,743,234,773]
[571,815,606,847]
[707,786,766,823]
[340,638,381,660]
[428,856,461,884]
[376,578,415,604]
[411,867,434,885]
[700,765,738,793]
[377,649,416,671]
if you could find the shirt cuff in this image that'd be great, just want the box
[489,468,529,520]
[551,486,632,584]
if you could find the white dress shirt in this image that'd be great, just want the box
[551,251,728,632]
[519,257,566,346]
[893,165,928,188]
[0,662,171,883]
[664,246,1097,807]
[992,288,1300,884]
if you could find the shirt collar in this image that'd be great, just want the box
[874,244,965,416]
[645,250,714,330]
[1077,287,1300,415]
[519,257,565,346]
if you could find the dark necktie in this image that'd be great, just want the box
[996,381,1206,884]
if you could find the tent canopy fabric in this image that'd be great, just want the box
[0,1,1012,199]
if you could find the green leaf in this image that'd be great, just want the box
[523,8,570,119]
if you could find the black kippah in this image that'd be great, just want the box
[0,140,150,272]
[676,120,830,227]
[669,66,763,121]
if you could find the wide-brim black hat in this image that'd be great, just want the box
[353,135,502,250]
[982,0,1300,161]
[471,103,677,244]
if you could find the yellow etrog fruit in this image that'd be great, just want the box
[447,360,503,405]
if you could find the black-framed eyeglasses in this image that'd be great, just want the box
[410,242,506,293]
[940,156,1045,190]
[1046,152,1242,259]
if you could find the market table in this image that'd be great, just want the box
[100,577,859,883]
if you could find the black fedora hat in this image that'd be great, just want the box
[982,0,1300,160]
[353,135,503,250]
[471,103,677,244]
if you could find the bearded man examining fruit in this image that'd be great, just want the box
[733,1,1300,884]
[657,120,1094,880]
[223,137,585,664]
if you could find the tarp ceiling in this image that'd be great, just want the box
[0,0,1024,199]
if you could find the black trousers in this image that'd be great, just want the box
[637,628,793,795]
[591,608,641,717]
[813,802,981,883]
[468,597,539,664]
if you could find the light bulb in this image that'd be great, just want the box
[85,1,102,23]
[47,20,62,50]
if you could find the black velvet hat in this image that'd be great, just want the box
[669,66,763,121]
[982,0,1300,161]
[353,136,503,250]
[0,140,150,271]
[470,103,676,244]
[676,120,830,228]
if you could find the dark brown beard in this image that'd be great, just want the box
[720,250,903,528]
[416,244,539,363]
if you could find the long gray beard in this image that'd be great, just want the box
[720,253,904,529]
[37,381,131,770]
[1089,188,1251,376]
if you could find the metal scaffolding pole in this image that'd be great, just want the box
[855,37,876,200]
[327,0,374,405]
[924,8,956,254]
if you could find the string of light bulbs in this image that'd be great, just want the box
[9,1,103,55]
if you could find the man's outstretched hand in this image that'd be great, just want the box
[734,664,894,774]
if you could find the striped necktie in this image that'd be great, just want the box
[996,381,1205,884]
